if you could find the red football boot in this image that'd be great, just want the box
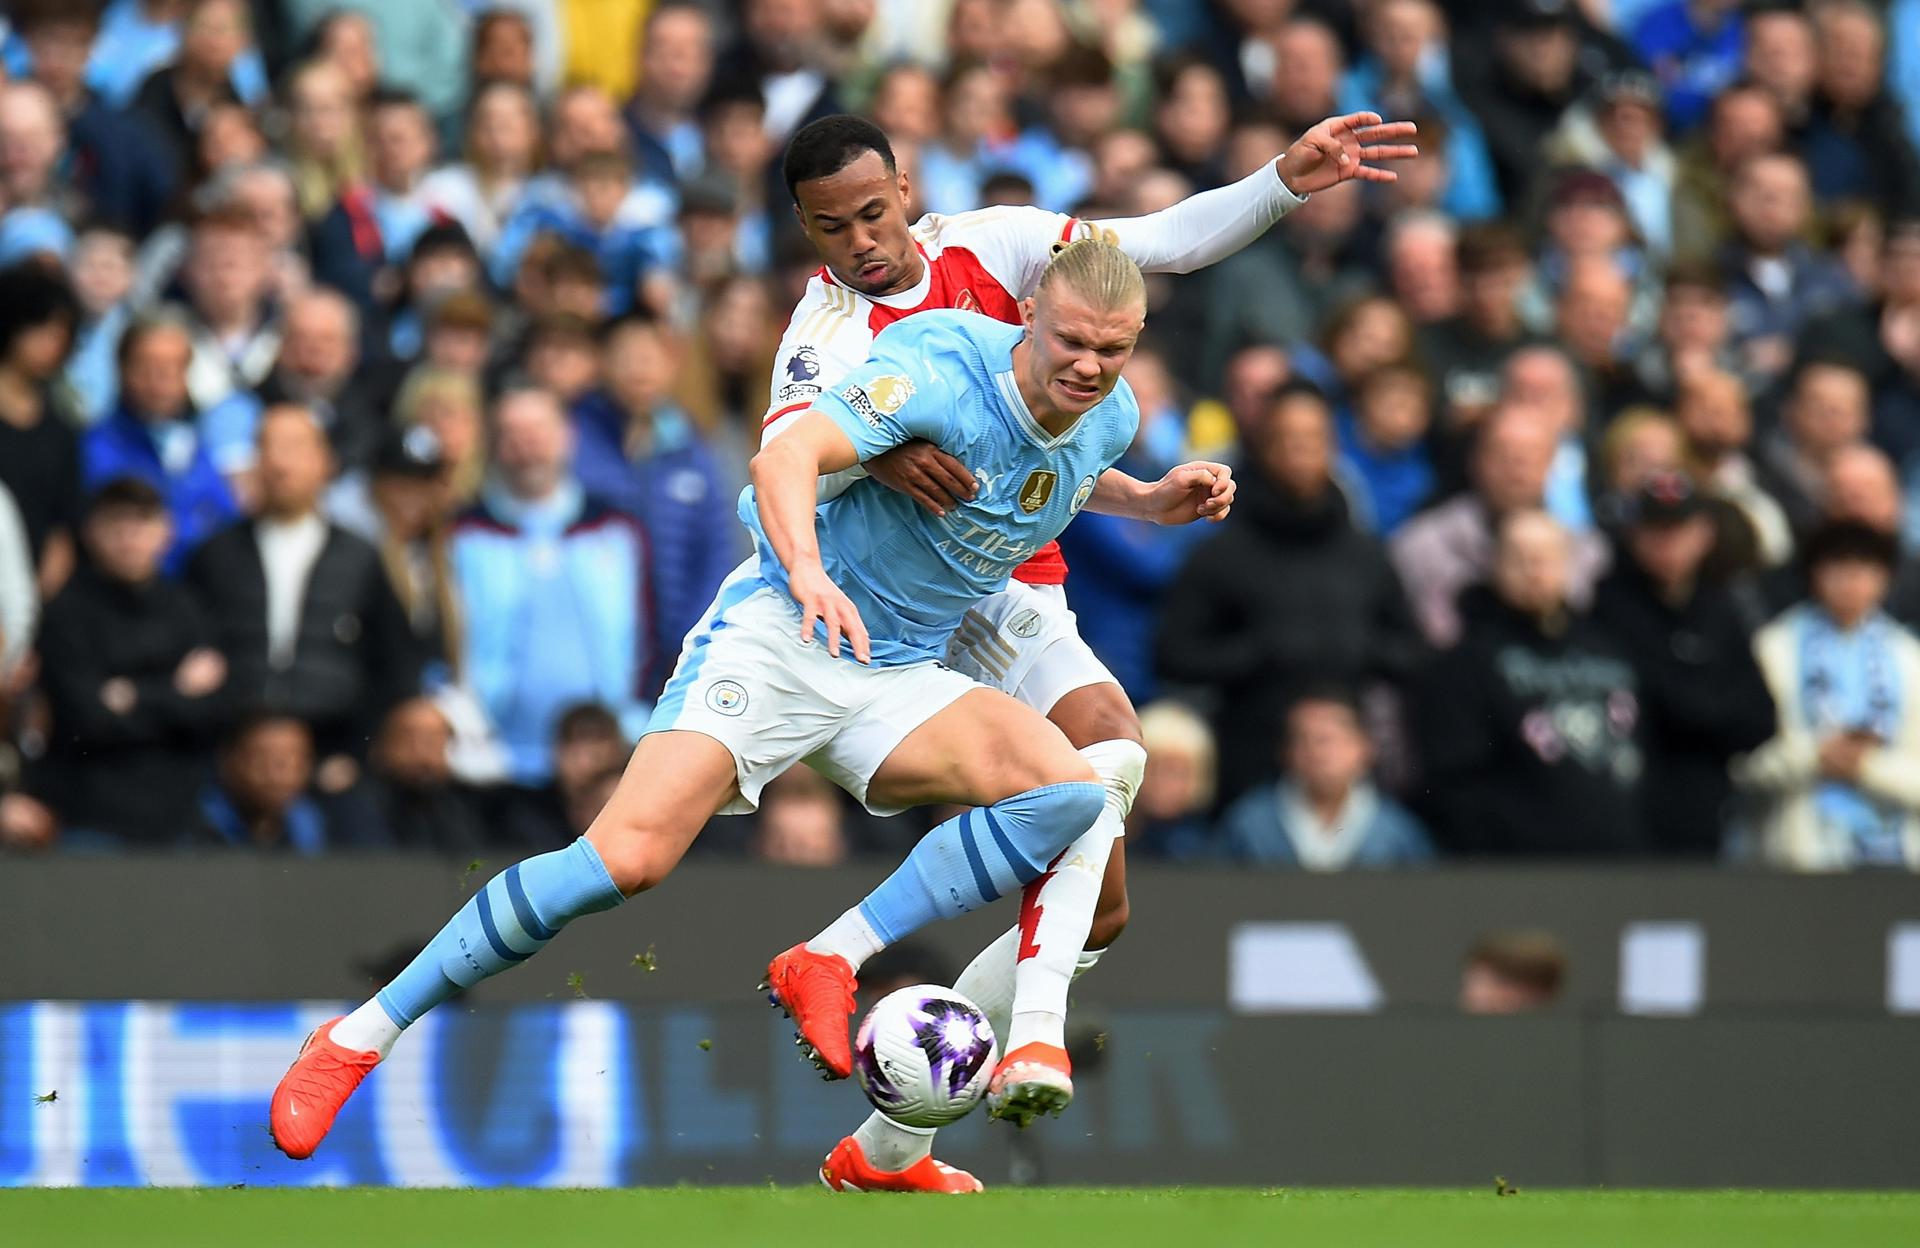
[819,1135,983,1193]
[986,1041,1074,1129]
[762,944,857,1079]
[268,1017,381,1160]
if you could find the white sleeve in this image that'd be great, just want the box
[0,483,37,680]
[762,281,878,501]
[1091,162,1306,275]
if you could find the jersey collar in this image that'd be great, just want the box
[993,367,1085,452]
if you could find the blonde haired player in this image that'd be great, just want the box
[767,111,1416,1193]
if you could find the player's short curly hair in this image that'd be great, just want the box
[782,115,895,201]
[1036,237,1145,314]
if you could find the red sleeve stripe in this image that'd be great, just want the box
[1059,217,1080,243]
[762,401,811,430]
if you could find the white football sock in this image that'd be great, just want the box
[330,997,403,1058]
[1005,813,1114,1052]
[806,905,888,972]
[853,1111,936,1170]
[1004,737,1140,1054]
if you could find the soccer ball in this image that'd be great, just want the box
[852,985,998,1128]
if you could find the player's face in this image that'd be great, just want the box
[792,150,919,297]
[1022,286,1144,417]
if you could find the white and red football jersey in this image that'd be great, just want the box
[763,205,1110,585]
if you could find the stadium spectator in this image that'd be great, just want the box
[1392,405,1611,649]
[491,148,676,319]
[752,767,851,867]
[1803,1,1920,219]
[347,696,486,852]
[34,478,224,849]
[391,367,485,511]
[1736,521,1920,869]
[1758,444,1920,629]
[1673,367,1795,570]
[188,404,418,761]
[1630,0,1745,131]
[379,225,485,363]
[1383,213,1460,328]
[0,81,87,229]
[328,425,461,687]
[1592,472,1777,857]
[250,287,394,476]
[1596,407,1687,533]
[1057,343,1207,705]
[1454,0,1605,207]
[310,90,441,318]
[193,712,364,851]
[1420,223,1535,476]
[714,0,843,146]
[1158,380,1424,804]
[126,0,249,182]
[1756,357,1873,538]
[283,59,364,222]
[0,481,35,697]
[82,313,240,574]
[1415,508,1645,856]
[1460,931,1568,1013]
[1552,71,1677,260]
[1128,700,1218,860]
[623,2,717,187]
[1719,153,1860,381]
[498,701,630,850]
[418,82,541,258]
[64,226,138,422]
[280,1,467,127]
[1671,82,1788,265]
[1797,219,1920,466]
[1336,361,1436,537]
[0,264,81,590]
[174,206,282,413]
[450,389,651,785]
[466,8,548,96]
[1216,687,1433,869]
[1338,0,1502,221]
[306,8,379,103]
[569,314,740,669]
[1635,261,1745,403]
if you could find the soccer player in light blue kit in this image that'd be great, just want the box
[267,237,1235,1164]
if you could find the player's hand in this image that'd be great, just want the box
[1145,462,1235,525]
[790,561,872,665]
[868,439,976,516]
[1276,112,1419,196]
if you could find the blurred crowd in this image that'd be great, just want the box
[1,0,1919,869]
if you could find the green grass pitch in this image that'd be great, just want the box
[6,1188,1920,1247]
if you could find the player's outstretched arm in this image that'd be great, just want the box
[1084,463,1235,525]
[1091,112,1417,276]
[749,412,872,663]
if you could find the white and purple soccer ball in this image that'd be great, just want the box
[852,985,998,1128]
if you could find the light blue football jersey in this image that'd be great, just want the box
[739,309,1140,666]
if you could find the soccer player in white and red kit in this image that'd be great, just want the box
[766,112,1416,1192]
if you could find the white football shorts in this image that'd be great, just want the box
[647,561,980,815]
[944,580,1120,716]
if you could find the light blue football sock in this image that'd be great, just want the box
[857,781,1106,944]
[375,838,625,1027]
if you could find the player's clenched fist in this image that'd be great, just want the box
[790,561,872,664]
[1145,461,1236,525]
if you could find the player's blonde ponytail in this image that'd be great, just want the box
[1037,237,1145,314]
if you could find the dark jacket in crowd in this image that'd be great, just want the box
[334,775,489,853]
[254,362,402,474]
[33,563,223,844]
[188,520,420,755]
[1157,478,1425,804]
[1591,562,1777,856]
[1415,586,1645,855]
